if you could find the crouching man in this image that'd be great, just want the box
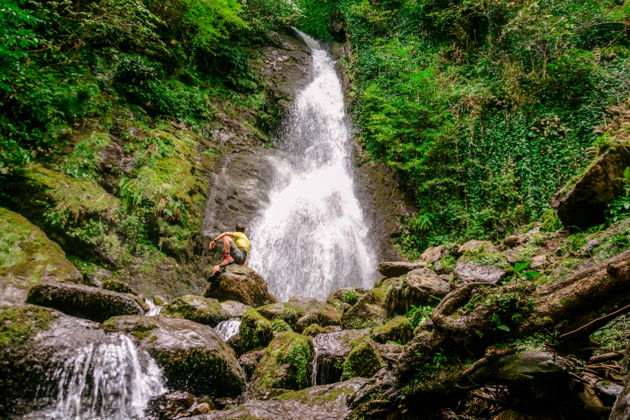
[208,223,251,279]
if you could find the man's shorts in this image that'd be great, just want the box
[228,238,247,265]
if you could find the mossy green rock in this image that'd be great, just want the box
[240,308,274,352]
[341,339,385,380]
[371,316,413,345]
[102,279,138,295]
[311,329,371,385]
[197,377,369,419]
[26,281,144,322]
[162,295,229,327]
[341,290,387,330]
[204,265,276,307]
[0,208,82,304]
[249,332,313,398]
[105,315,245,397]
[257,296,341,332]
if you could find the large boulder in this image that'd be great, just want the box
[311,329,370,385]
[26,281,144,322]
[341,290,387,330]
[384,268,451,315]
[377,261,426,277]
[370,316,413,345]
[0,208,82,305]
[453,261,508,284]
[220,300,252,318]
[162,295,229,327]
[104,315,245,397]
[203,265,276,307]
[248,332,313,398]
[553,147,630,229]
[239,308,274,352]
[341,339,385,381]
[257,296,341,332]
[453,245,510,284]
[190,378,369,420]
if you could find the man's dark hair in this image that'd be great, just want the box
[235,223,246,233]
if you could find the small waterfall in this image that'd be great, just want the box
[215,318,241,342]
[310,342,320,386]
[249,30,378,302]
[23,325,165,420]
[145,298,162,316]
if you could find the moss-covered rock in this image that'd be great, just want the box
[204,265,276,307]
[257,296,341,333]
[0,208,82,304]
[249,332,313,397]
[311,329,371,385]
[105,315,245,397]
[326,288,368,306]
[102,279,138,295]
[26,281,144,322]
[341,290,387,330]
[384,268,451,315]
[341,339,385,380]
[162,295,229,327]
[371,316,413,345]
[454,244,511,284]
[240,308,274,352]
[220,300,252,318]
[302,323,341,337]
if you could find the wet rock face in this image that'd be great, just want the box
[248,332,313,397]
[553,147,630,229]
[26,281,144,322]
[203,265,276,307]
[191,378,369,420]
[105,315,245,397]
[162,295,229,327]
[0,208,82,305]
[145,391,212,419]
[385,268,451,315]
[311,329,370,385]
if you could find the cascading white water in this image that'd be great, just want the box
[249,30,378,302]
[214,318,241,342]
[23,326,165,420]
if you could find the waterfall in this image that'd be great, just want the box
[215,318,241,342]
[249,30,378,302]
[23,324,165,420]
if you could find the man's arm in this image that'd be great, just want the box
[209,232,234,248]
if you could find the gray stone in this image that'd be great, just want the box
[162,295,230,327]
[454,261,507,284]
[420,246,448,264]
[385,268,451,315]
[204,265,275,307]
[458,240,496,254]
[220,300,252,318]
[26,281,144,322]
[311,329,371,386]
[377,261,425,277]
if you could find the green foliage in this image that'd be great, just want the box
[335,0,629,255]
[405,305,432,328]
[341,289,359,305]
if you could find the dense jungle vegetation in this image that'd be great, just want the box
[1,0,628,258]
[304,0,629,254]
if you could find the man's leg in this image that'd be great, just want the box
[209,237,236,278]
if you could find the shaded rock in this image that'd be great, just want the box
[311,329,370,385]
[420,246,448,264]
[248,332,312,398]
[162,295,229,327]
[26,281,144,322]
[341,290,387,330]
[503,235,525,248]
[102,279,138,295]
[385,268,451,315]
[203,265,275,307]
[257,296,341,332]
[458,240,496,254]
[377,261,425,277]
[341,339,385,381]
[190,378,369,420]
[0,208,82,305]
[145,391,211,420]
[104,315,245,397]
[239,349,266,380]
[375,342,405,363]
[239,308,274,352]
[454,261,508,284]
[553,147,630,229]
[220,300,252,318]
[302,324,342,337]
[371,316,413,345]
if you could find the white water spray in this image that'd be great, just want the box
[214,318,241,342]
[249,31,377,301]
